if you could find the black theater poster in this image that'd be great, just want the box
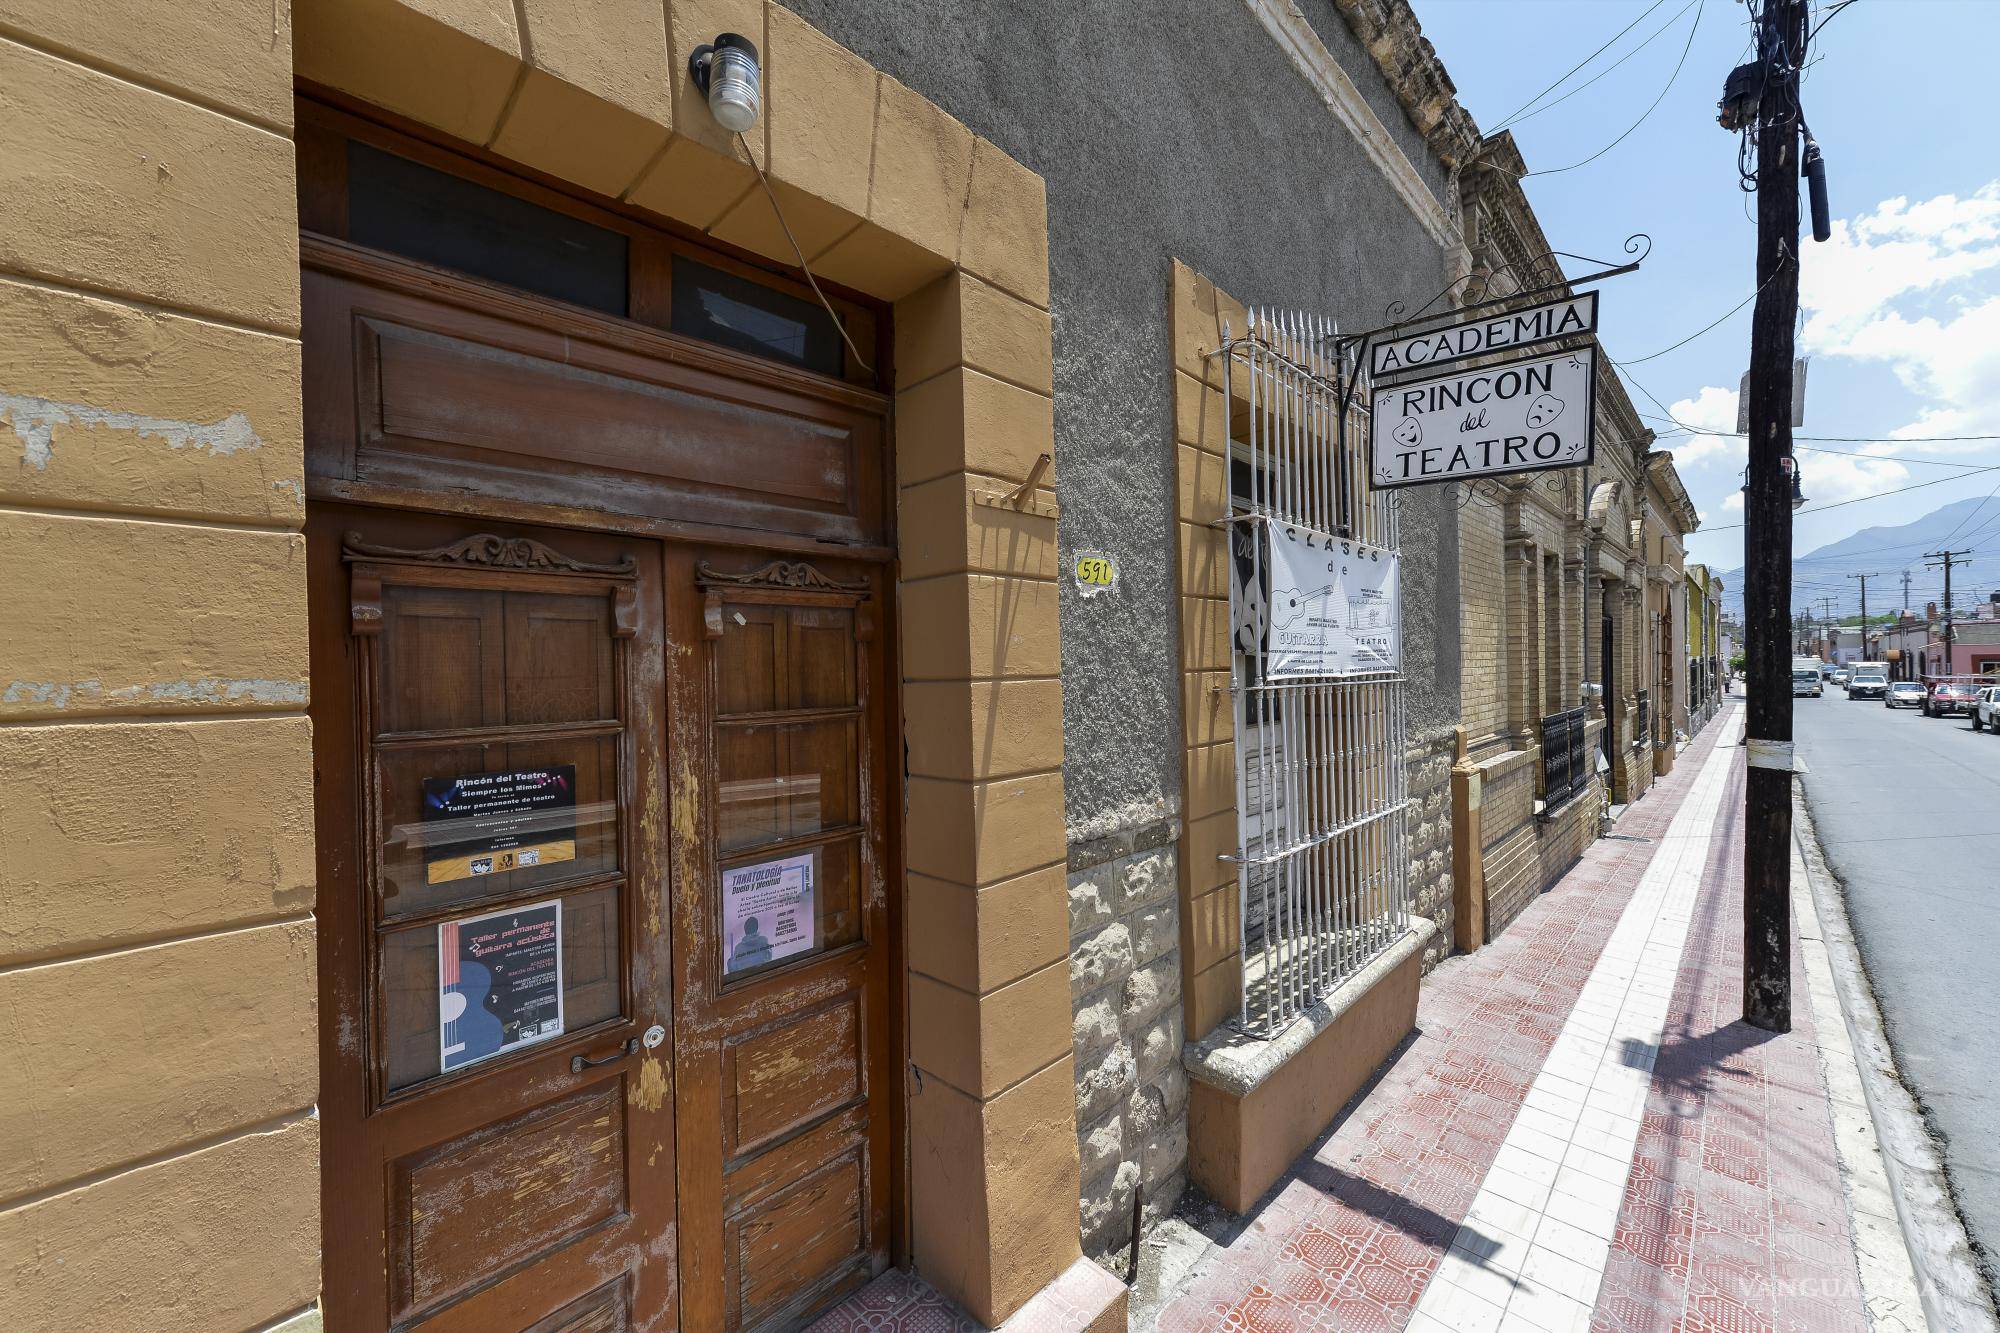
[420,764,577,886]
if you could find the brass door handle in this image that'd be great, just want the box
[571,1037,639,1073]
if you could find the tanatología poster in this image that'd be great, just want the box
[1263,523,1401,677]
[421,765,577,885]
[722,851,816,976]
[438,899,563,1073]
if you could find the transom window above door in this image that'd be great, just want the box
[298,100,883,388]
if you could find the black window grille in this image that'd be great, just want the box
[1636,689,1652,749]
[1540,707,1588,808]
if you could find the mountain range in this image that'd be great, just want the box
[1714,495,2000,621]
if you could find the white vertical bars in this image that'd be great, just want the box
[1219,308,1411,1037]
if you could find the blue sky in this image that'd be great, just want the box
[1414,0,2000,614]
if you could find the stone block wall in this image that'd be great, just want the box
[1067,824,1189,1261]
[1408,727,1457,969]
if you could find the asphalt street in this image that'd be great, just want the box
[1793,680,2000,1290]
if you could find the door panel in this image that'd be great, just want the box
[311,507,678,1332]
[666,551,895,1330]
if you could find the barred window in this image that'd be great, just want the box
[1218,309,1410,1036]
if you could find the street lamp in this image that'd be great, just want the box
[1739,457,1807,511]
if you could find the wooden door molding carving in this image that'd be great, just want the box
[344,530,641,576]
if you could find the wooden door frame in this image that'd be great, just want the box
[288,30,1086,1313]
[297,120,910,1312]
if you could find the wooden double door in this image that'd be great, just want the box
[309,506,896,1332]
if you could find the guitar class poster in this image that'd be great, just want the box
[1260,523,1401,678]
[438,899,564,1073]
[420,764,578,886]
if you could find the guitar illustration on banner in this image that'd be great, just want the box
[1270,583,1336,630]
[439,918,505,1070]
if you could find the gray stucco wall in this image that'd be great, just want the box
[790,0,1463,835]
[787,0,1465,1263]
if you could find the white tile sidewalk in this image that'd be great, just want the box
[1409,713,1740,1333]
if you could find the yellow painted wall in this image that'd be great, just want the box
[0,8,319,1330]
[1,1,1091,1326]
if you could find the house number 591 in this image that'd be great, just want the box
[1074,552,1118,594]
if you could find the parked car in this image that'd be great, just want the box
[1885,681,1925,709]
[1974,686,2000,732]
[1847,669,1888,700]
[1792,667,1823,698]
[1924,680,1979,718]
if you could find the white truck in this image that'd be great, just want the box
[1845,662,1889,700]
[1791,658,1824,698]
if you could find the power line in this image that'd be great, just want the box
[1488,0,1675,130]
[1697,461,2000,531]
[1495,0,1702,133]
[1520,0,1707,179]
[1797,445,2000,469]
[1617,275,1772,365]
[1637,410,2000,445]
[1809,0,1864,40]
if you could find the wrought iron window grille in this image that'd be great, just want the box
[1539,707,1589,812]
[1209,308,1411,1038]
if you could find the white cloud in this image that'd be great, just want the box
[1800,184,2000,348]
[1794,452,1908,505]
[1661,384,1743,469]
[1721,491,1743,513]
[1800,183,2000,452]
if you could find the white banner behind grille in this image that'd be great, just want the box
[1262,522,1400,677]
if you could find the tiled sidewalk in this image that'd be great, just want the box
[1148,706,1875,1332]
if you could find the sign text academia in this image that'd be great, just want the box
[1369,291,1597,379]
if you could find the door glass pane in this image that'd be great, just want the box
[785,605,855,708]
[717,605,780,715]
[347,140,630,317]
[377,735,621,918]
[379,585,616,732]
[670,256,844,377]
[505,592,617,724]
[715,602,856,715]
[718,836,861,983]
[381,884,622,1091]
[716,719,857,853]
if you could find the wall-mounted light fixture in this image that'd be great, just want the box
[689,33,762,133]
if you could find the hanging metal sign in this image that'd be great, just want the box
[1369,345,1598,489]
[1369,291,1596,379]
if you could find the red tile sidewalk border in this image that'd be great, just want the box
[1594,758,1870,1333]
[1150,716,1739,1332]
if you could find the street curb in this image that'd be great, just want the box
[1795,791,2000,1333]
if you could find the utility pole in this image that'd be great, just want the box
[1901,567,1912,612]
[1739,0,1808,1033]
[1925,548,1971,677]
[1848,572,1875,660]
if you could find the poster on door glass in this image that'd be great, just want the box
[722,851,817,976]
[438,899,564,1073]
[420,765,577,886]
